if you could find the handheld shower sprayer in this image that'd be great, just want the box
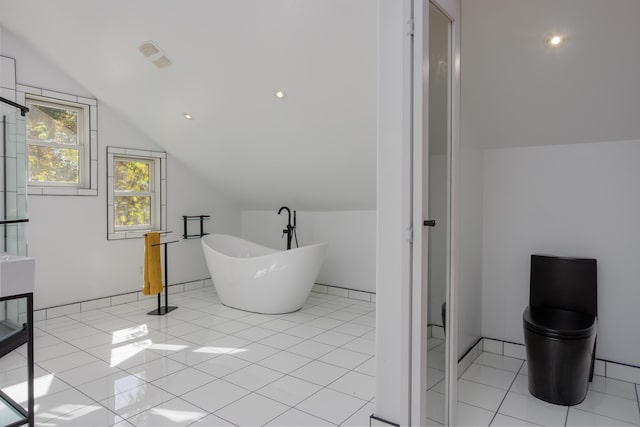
[293,211,298,248]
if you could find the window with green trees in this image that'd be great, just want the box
[107,147,165,239]
[113,156,157,230]
[26,96,89,187]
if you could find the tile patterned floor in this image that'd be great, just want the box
[0,287,638,426]
[1,289,375,426]
[427,338,640,426]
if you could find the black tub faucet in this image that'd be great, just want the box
[278,206,294,250]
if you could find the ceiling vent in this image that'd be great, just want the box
[138,41,160,57]
[138,41,173,69]
[152,56,173,69]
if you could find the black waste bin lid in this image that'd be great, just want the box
[523,306,596,339]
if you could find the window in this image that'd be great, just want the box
[107,147,166,240]
[26,95,90,188]
[114,157,157,230]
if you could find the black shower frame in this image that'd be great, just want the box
[1,97,30,252]
[0,97,28,117]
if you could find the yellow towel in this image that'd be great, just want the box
[143,232,163,296]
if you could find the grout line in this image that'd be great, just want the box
[455,399,504,424]
[32,296,215,411]
[493,412,544,427]
[153,333,345,425]
[37,289,632,427]
[488,361,524,426]
[636,384,640,420]
[564,404,639,426]
[108,289,373,424]
[473,357,524,375]
[187,290,374,423]
[428,377,445,393]
[458,375,515,395]
[31,342,131,424]
[19,287,640,427]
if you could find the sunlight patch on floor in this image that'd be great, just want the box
[112,325,149,345]
[194,346,248,355]
[110,340,151,367]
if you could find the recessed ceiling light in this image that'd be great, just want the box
[273,89,287,99]
[545,33,566,47]
[183,113,193,120]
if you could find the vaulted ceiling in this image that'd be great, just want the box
[2,1,638,211]
[0,0,377,210]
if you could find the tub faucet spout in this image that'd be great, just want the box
[278,206,294,250]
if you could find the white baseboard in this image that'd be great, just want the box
[36,277,212,320]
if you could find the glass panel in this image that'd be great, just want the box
[2,111,29,256]
[114,159,150,192]
[426,2,451,424]
[114,196,151,227]
[3,298,23,326]
[16,113,27,218]
[26,103,78,145]
[0,397,24,425]
[0,295,30,423]
[2,223,28,256]
[28,145,79,184]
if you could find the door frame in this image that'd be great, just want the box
[410,0,461,425]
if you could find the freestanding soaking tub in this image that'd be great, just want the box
[201,234,327,314]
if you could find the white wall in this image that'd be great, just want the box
[375,0,412,424]
[482,139,640,366]
[429,147,484,356]
[1,27,242,309]
[457,143,484,356]
[456,20,485,354]
[241,210,376,293]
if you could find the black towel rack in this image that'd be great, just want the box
[182,215,210,239]
[147,232,179,316]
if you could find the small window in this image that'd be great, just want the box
[26,96,90,188]
[113,157,157,231]
[107,147,166,240]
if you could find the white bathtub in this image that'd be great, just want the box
[201,234,327,314]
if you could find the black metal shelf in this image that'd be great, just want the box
[0,293,34,427]
[182,215,210,239]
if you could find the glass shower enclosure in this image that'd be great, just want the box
[1,104,28,256]
[0,97,33,427]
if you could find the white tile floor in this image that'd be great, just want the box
[0,287,638,426]
[1,289,375,426]
[427,337,640,426]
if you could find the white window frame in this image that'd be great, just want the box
[19,86,98,196]
[113,156,159,232]
[107,147,166,240]
[27,95,89,188]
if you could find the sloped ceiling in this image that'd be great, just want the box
[462,0,640,149]
[0,0,377,210]
[3,1,638,211]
